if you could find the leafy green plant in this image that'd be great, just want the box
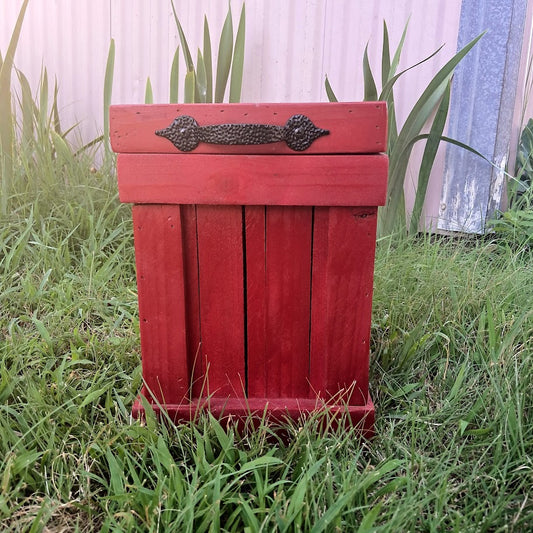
[326,21,483,237]
[170,1,246,103]
[0,0,30,215]
[512,118,533,207]
[0,0,107,212]
[492,197,533,248]
[490,119,533,247]
[102,38,115,159]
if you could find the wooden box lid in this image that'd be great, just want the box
[110,102,387,155]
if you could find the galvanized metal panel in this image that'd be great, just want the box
[438,0,529,233]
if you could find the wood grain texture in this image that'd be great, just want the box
[246,206,312,398]
[309,207,378,406]
[132,389,375,438]
[243,206,268,396]
[117,153,388,206]
[195,205,246,397]
[180,205,203,399]
[110,102,387,154]
[119,103,386,435]
[132,205,189,404]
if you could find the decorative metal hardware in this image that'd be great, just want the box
[155,114,329,152]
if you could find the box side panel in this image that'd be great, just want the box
[309,206,378,405]
[195,205,246,397]
[246,206,312,398]
[132,205,189,404]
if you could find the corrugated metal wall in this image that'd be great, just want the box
[1,0,462,132]
[2,0,529,228]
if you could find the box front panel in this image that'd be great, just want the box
[195,205,246,398]
[310,207,378,405]
[132,205,189,404]
[246,206,313,398]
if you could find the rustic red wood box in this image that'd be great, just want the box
[110,102,387,434]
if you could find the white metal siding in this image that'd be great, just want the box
[2,0,529,228]
[1,1,462,133]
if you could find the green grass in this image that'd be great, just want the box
[3,3,530,529]
[0,120,532,531]
[1,155,532,531]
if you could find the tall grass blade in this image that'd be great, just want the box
[214,5,234,103]
[50,130,72,162]
[16,69,35,150]
[381,32,485,236]
[184,70,195,103]
[390,17,410,78]
[103,38,115,157]
[196,49,207,103]
[38,68,49,130]
[363,44,378,101]
[52,77,61,134]
[381,20,398,146]
[169,46,180,103]
[0,0,30,214]
[229,4,245,103]
[203,16,213,103]
[381,21,391,87]
[409,79,451,234]
[171,0,194,72]
[357,504,383,533]
[379,46,444,103]
[325,75,338,102]
[144,77,153,104]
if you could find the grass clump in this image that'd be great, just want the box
[1,160,532,530]
[1,66,532,533]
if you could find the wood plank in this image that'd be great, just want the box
[132,393,375,438]
[244,206,267,396]
[180,205,203,399]
[117,153,388,206]
[309,207,378,406]
[195,205,246,398]
[246,206,312,398]
[110,102,387,155]
[132,205,189,404]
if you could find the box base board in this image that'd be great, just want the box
[132,390,375,438]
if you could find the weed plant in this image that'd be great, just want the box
[1,143,532,531]
[1,10,532,530]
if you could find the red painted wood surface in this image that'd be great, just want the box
[309,207,378,406]
[242,206,266,394]
[132,392,375,437]
[180,205,202,398]
[117,153,388,207]
[132,205,189,404]
[110,102,387,155]
[195,205,246,397]
[246,206,312,398]
[115,102,388,434]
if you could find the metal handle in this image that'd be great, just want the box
[155,114,329,152]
